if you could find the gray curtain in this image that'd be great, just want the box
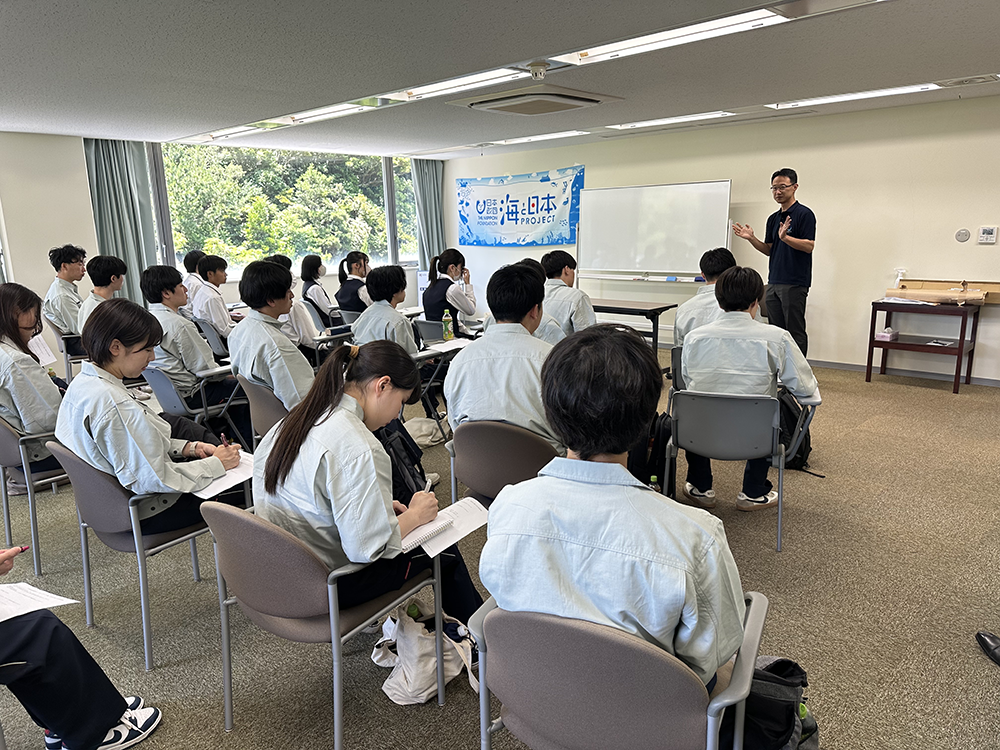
[83,139,158,305]
[411,158,446,270]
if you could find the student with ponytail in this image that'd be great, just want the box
[422,248,477,335]
[254,340,483,623]
[333,250,372,313]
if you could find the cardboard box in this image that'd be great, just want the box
[886,286,986,305]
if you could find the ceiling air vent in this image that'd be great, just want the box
[449,84,621,116]
[935,75,999,88]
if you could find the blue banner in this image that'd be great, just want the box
[457,165,585,247]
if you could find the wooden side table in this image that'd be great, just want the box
[865,301,981,393]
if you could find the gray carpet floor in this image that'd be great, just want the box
[1,364,998,749]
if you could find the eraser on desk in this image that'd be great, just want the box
[665,276,677,281]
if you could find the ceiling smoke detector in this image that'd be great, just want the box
[527,61,550,81]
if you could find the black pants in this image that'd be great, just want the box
[184,378,253,450]
[685,451,773,499]
[765,284,809,356]
[139,487,247,535]
[336,545,483,624]
[0,610,126,750]
[65,338,86,358]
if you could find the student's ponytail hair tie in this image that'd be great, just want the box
[349,345,360,359]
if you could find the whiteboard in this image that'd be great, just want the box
[577,180,731,275]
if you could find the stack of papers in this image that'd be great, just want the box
[427,338,472,354]
[0,583,77,623]
[194,453,254,499]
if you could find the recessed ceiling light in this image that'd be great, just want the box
[765,83,940,109]
[491,130,590,145]
[551,9,786,65]
[208,125,261,140]
[606,111,737,130]
[383,68,530,101]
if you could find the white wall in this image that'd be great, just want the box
[443,96,1000,380]
[0,132,98,377]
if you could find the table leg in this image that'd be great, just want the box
[865,306,878,382]
[649,312,660,353]
[878,311,891,375]
[966,307,981,384]
[953,310,969,394]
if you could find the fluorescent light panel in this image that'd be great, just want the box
[607,111,736,130]
[384,68,530,101]
[290,103,376,124]
[766,82,940,109]
[552,9,786,65]
[491,130,589,145]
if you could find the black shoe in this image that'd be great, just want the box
[976,631,1000,667]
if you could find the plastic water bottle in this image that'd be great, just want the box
[649,475,662,494]
[442,310,454,340]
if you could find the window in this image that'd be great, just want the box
[393,157,419,265]
[161,145,388,275]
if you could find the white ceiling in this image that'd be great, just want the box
[1,0,998,158]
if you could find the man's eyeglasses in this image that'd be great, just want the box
[770,184,795,192]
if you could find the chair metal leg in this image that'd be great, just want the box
[1,467,11,548]
[433,555,445,706]
[733,699,747,750]
[776,457,784,553]
[79,513,94,627]
[21,447,41,576]
[64,351,73,384]
[214,541,235,731]
[190,538,201,582]
[450,454,458,505]
[479,648,492,750]
[329,583,344,750]
[130,505,154,671]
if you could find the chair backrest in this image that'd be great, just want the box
[672,390,778,461]
[46,441,133,533]
[484,608,709,750]
[339,308,362,324]
[0,417,25,468]
[43,316,79,356]
[303,299,327,331]
[671,346,685,391]
[201,501,330,619]
[142,368,191,417]
[193,317,229,357]
[453,421,558,501]
[414,318,444,343]
[236,375,288,438]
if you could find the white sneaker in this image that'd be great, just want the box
[96,706,161,749]
[682,482,717,509]
[736,490,779,512]
[425,472,441,487]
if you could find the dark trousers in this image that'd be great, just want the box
[65,338,86,357]
[685,451,773,498]
[0,610,126,750]
[184,378,253,450]
[139,487,247,535]
[336,544,484,624]
[765,284,809,356]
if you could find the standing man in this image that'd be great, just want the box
[732,168,815,356]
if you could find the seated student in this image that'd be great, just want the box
[681,266,818,511]
[141,266,252,446]
[228,261,315,411]
[422,248,477,335]
[482,258,565,346]
[479,325,745,687]
[351,265,418,355]
[334,250,373,313]
[254,341,483,623]
[191,254,237,338]
[78,255,128,332]
[0,284,64,474]
[673,247,737,347]
[0,546,162,750]
[55,299,243,534]
[42,244,87,355]
[444,264,563,454]
[179,249,206,319]
[300,254,342,327]
[540,250,596,335]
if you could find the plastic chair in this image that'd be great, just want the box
[142,367,249,449]
[46,441,212,671]
[668,390,818,552]
[671,345,686,392]
[469,592,768,750]
[446,421,558,507]
[201,501,445,748]
[339,309,362,324]
[43,317,87,383]
[193,317,230,358]
[235,375,288,447]
[0,419,68,576]
[414,319,444,343]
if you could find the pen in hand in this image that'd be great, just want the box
[221,433,230,447]
[424,477,432,493]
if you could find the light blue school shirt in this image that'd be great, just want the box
[0,337,62,461]
[482,312,566,346]
[77,291,106,333]
[228,310,315,411]
[543,279,597,335]
[673,284,722,347]
[350,300,419,355]
[479,458,746,684]
[443,323,563,454]
[682,312,818,399]
[148,303,218,398]
[43,278,84,335]
[254,394,400,571]
[55,362,225,495]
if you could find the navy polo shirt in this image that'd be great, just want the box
[764,201,816,288]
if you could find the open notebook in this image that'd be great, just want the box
[399,497,489,556]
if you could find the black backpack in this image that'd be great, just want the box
[627,411,672,491]
[374,418,427,505]
[777,386,812,471]
[720,656,818,750]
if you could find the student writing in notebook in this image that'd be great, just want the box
[254,341,482,624]
[55,299,244,535]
